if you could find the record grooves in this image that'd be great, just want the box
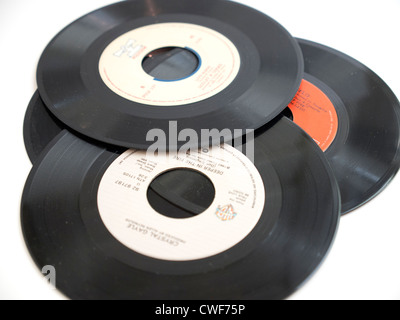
[290,39,400,214]
[36,0,304,150]
[23,91,64,164]
[21,117,340,300]
[19,0,400,302]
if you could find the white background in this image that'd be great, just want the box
[0,0,399,300]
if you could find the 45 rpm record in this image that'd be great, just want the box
[286,39,400,214]
[23,91,64,164]
[21,117,339,300]
[37,0,303,150]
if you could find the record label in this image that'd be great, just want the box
[99,22,241,106]
[97,145,265,261]
[288,80,338,152]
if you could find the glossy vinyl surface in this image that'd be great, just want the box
[23,91,64,164]
[21,117,339,300]
[36,0,303,150]
[296,39,400,214]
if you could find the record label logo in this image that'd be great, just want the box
[215,205,237,221]
[97,145,265,262]
[113,39,146,59]
[99,23,241,106]
[288,80,338,152]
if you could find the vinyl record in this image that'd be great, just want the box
[36,0,303,150]
[21,117,340,300]
[23,91,64,164]
[286,39,400,214]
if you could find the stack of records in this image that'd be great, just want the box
[21,0,400,300]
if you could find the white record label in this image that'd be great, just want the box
[97,145,265,261]
[99,22,241,106]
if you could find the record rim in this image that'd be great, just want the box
[23,90,74,164]
[23,91,41,164]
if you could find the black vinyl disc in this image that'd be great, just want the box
[21,117,340,300]
[36,0,303,150]
[286,39,400,214]
[23,91,64,164]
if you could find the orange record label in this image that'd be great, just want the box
[288,80,338,152]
